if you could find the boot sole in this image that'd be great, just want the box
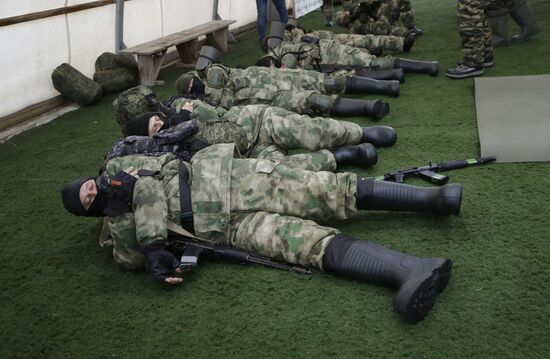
[392,258,452,323]
[446,68,484,79]
[511,27,541,43]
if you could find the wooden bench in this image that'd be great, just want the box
[120,20,236,86]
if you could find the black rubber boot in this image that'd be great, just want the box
[329,143,378,168]
[323,234,452,323]
[329,97,389,120]
[361,126,397,147]
[509,3,541,43]
[489,13,510,47]
[356,178,462,214]
[395,58,439,76]
[408,26,424,37]
[403,31,417,53]
[345,76,400,97]
[354,68,405,83]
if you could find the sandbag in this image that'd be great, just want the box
[94,68,139,95]
[51,63,102,106]
[95,52,137,72]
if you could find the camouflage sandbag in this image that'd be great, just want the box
[113,86,158,130]
[51,63,102,106]
[193,120,249,155]
[93,68,139,95]
[95,52,137,72]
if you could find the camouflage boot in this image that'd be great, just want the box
[323,234,452,323]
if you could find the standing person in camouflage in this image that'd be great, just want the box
[446,0,495,79]
[486,0,540,47]
[174,63,391,120]
[61,142,462,322]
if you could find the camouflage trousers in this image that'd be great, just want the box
[226,105,364,172]
[319,40,396,68]
[257,90,339,117]
[458,0,493,67]
[229,160,359,268]
[316,31,405,52]
[350,18,409,37]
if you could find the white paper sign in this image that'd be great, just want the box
[293,0,323,18]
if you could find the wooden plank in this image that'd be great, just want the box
[206,28,229,53]
[0,96,69,132]
[0,0,130,28]
[176,40,199,64]
[121,20,235,56]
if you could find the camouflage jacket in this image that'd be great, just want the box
[105,144,236,263]
[201,64,326,108]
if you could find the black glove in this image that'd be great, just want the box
[100,171,137,217]
[300,35,320,45]
[141,241,180,282]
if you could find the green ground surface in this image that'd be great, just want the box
[1,1,549,357]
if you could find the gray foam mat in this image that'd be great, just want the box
[475,74,550,163]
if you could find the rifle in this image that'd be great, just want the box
[317,64,377,73]
[371,156,496,185]
[166,235,312,275]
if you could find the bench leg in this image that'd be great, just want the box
[136,51,166,86]
[176,40,199,66]
[207,28,229,53]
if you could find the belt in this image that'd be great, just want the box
[178,161,194,234]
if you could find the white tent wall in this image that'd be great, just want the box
[0,0,264,120]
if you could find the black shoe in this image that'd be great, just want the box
[356,179,462,214]
[323,234,452,323]
[330,97,390,119]
[403,31,416,53]
[361,125,397,147]
[484,54,495,68]
[489,13,510,47]
[330,143,378,168]
[446,63,484,79]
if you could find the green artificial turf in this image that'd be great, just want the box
[1,1,550,357]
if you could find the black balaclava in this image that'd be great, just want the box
[189,77,205,98]
[61,177,108,217]
[162,110,192,131]
[125,112,165,136]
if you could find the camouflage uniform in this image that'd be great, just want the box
[105,144,358,270]
[457,0,493,67]
[284,27,405,53]
[186,64,349,116]
[267,40,396,70]
[169,99,363,172]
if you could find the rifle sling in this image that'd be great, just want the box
[178,160,195,235]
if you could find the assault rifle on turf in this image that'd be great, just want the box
[167,235,312,275]
[371,156,496,185]
[317,64,378,73]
